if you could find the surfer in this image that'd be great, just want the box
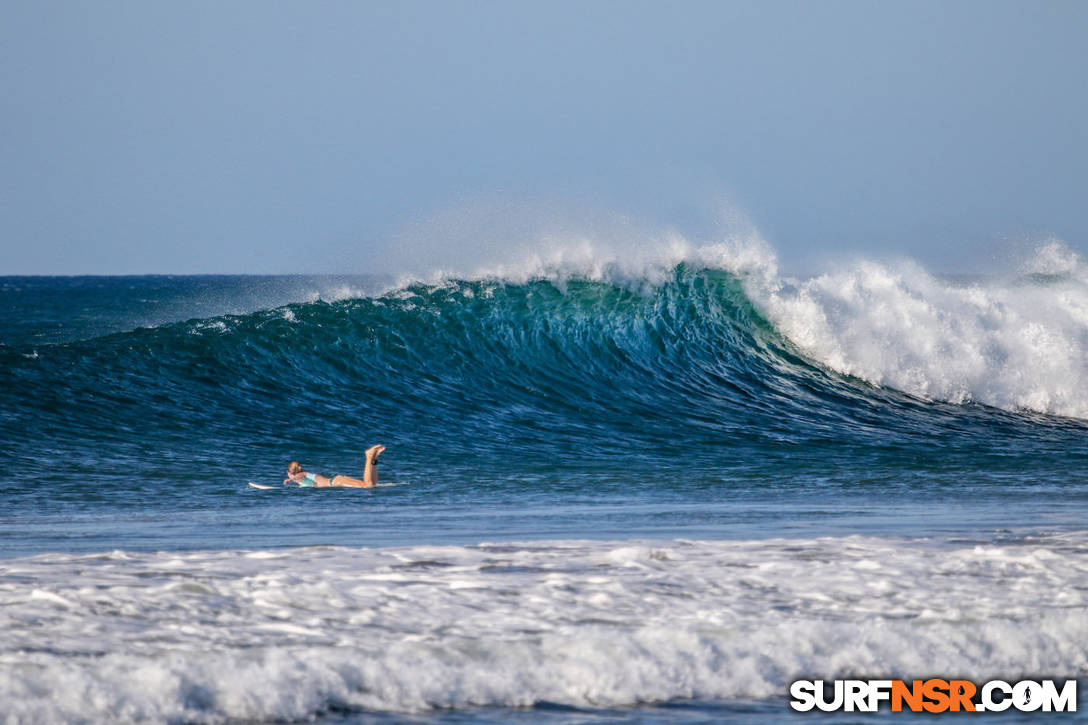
[284,444,385,488]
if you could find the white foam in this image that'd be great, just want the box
[317,284,373,303]
[388,230,779,295]
[2,533,1087,721]
[1022,237,1083,276]
[749,240,1088,417]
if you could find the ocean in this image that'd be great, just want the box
[3,239,1088,723]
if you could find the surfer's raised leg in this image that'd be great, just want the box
[363,444,385,486]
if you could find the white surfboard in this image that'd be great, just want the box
[249,481,405,490]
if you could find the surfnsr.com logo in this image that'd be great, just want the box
[790,679,1077,713]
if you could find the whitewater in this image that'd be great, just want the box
[4,534,1087,722]
[3,234,1088,723]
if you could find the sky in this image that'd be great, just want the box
[1,0,1085,275]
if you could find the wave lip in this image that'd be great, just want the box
[2,534,1087,721]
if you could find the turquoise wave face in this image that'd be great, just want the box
[2,269,1088,551]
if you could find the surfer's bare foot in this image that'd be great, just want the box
[365,444,385,463]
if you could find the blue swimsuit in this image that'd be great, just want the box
[299,472,340,487]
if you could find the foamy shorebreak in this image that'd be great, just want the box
[3,534,1086,722]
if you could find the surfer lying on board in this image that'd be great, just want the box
[284,444,385,488]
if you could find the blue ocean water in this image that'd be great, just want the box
[3,249,1088,723]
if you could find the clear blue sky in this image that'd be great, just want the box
[2,0,1085,274]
